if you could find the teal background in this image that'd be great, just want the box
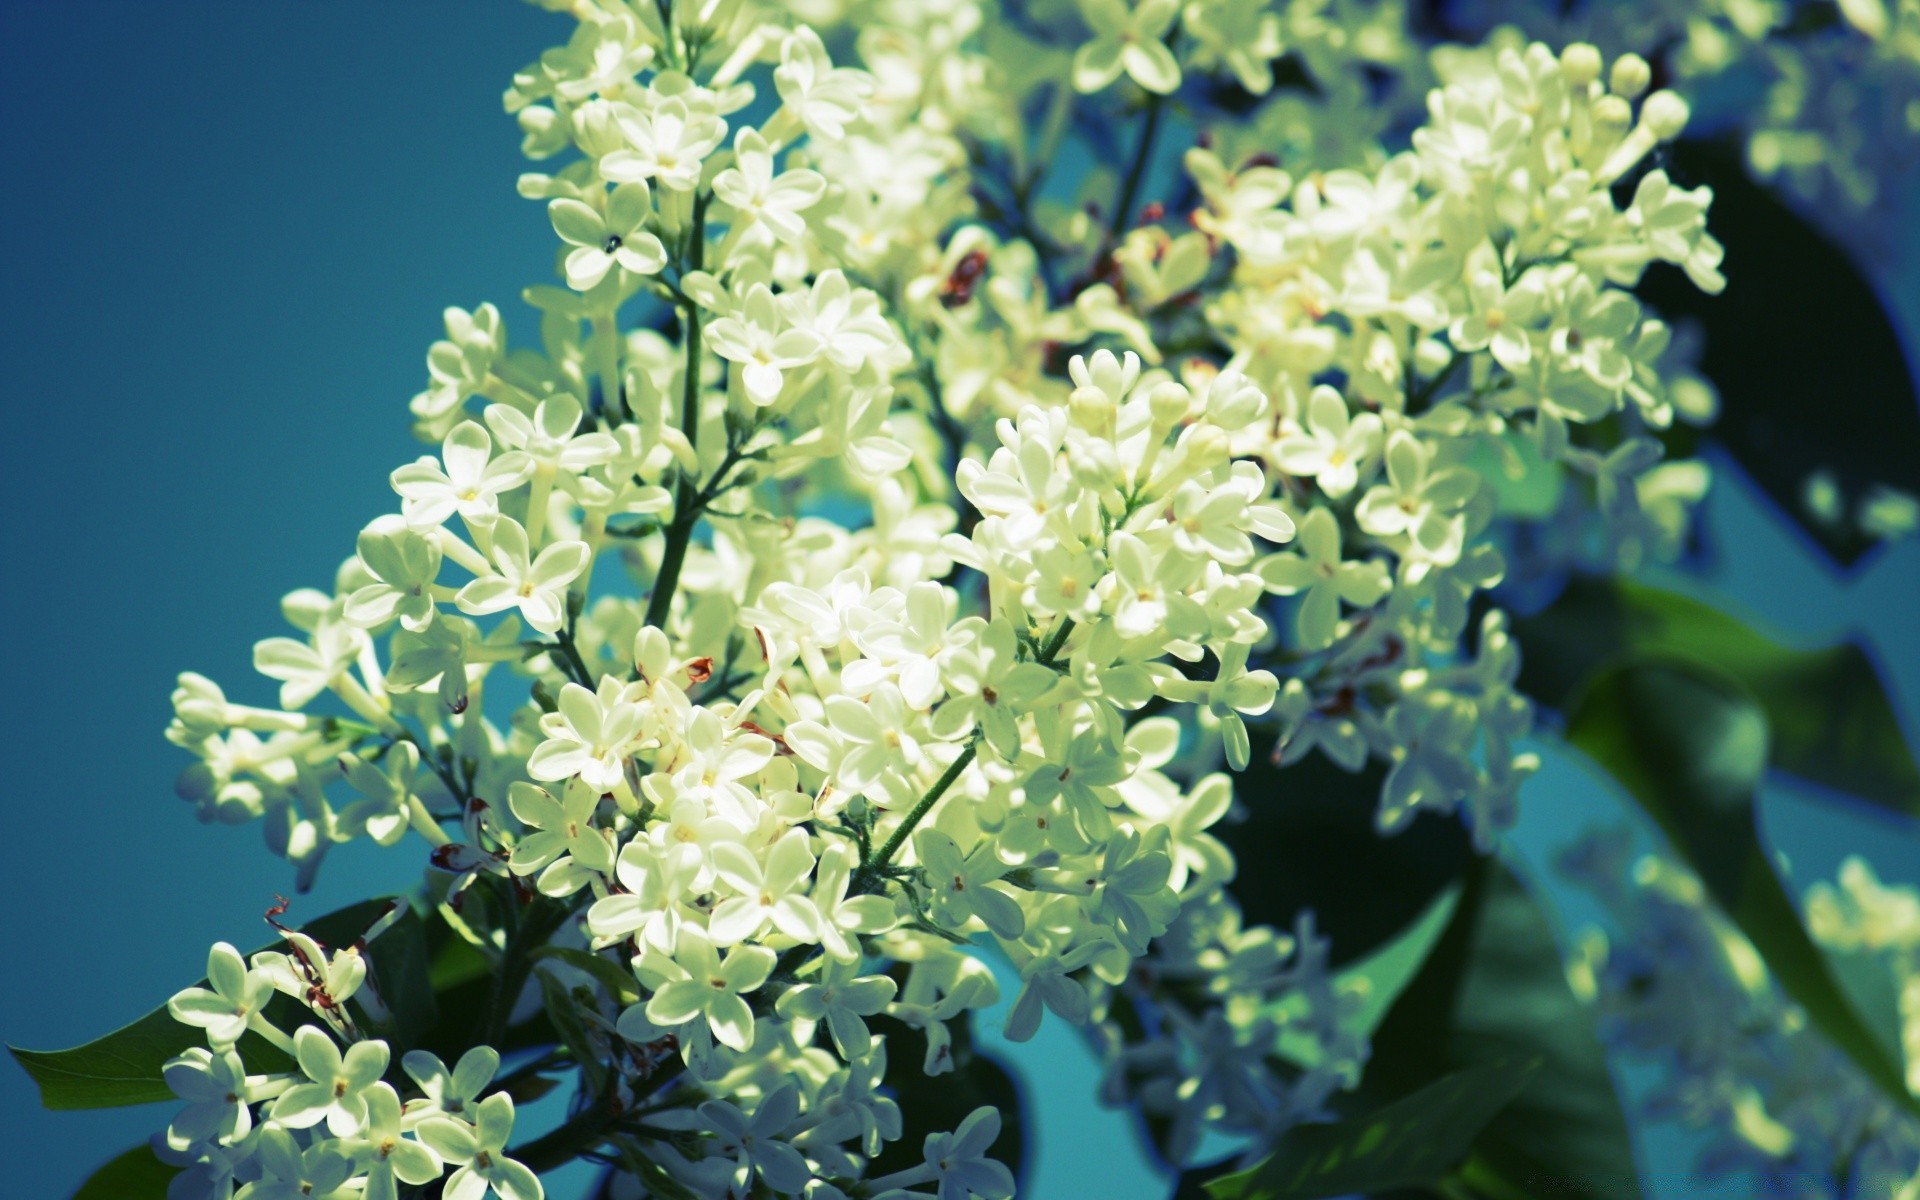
[1,4,1915,1198]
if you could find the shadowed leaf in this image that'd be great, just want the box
[1198,1056,1539,1199]
[1362,858,1642,1200]
[1223,748,1475,967]
[1514,575,1920,822]
[1566,661,1918,1117]
[1639,138,1920,567]
[71,1144,178,1200]
[9,897,420,1110]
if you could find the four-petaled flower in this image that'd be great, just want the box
[548,182,668,292]
[454,517,589,635]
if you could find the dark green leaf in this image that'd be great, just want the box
[535,967,609,1097]
[71,1144,178,1200]
[1822,946,1908,1075]
[535,945,641,1004]
[1638,138,1920,567]
[1200,1056,1539,1199]
[1566,661,1919,1117]
[1514,575,1920,822]
[867,1012,1025,1186]
[10,998,295,1111]
[1223,747,1475,966]
[1272,884,1461,1069]
[426,902,494,993]
[1363,858,1643,1200]
[8,897,413,1110]
[366,907,437,1051]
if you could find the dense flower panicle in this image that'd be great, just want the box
[155,4,1738,1196]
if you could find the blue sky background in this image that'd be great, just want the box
[1,4,1915,1198]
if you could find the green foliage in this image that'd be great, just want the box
[536,945,641,1005]
[1363,858,1642,1200]
[1272,884,1461,1070]
[1222,749,1475,966]
[10,999,294,1112]
[1515,575,1920,822]
[8,897,420,1110]
[1639,138,1920,567]
[1199,1056,1540,1200]
[1565,661,1919,1117]
[71,1145,177,1200]
[535,967,610,1097]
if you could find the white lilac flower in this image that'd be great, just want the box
[639,926,777,1052]
[268,1025,391,1137]
[416,1094,543,1200]
[453,517,589,635]
[548,182,668,291]
[168,942,277,1049]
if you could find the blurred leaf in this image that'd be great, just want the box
[1224,748,1475,966]
[1273,884,1461,1069]
[1566,661,1919,1117]
[1638,138,1920,567]
[1514,575,1920,822]
[535,945,640,1005]
[1363,858,1642,1200]
[1822,946,1908,1078]
[1199,1056,1539,1199]
[867,1012,1025,1186]
[1466,431,1565,520]
[535,968,608,1097]
[71,1144,177,1200]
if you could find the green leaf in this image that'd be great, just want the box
[8,896,414,1110]
[534,945,641,1005]
[1822,946,1909,1077]
[1637,138,1920,568]
[1201,1056,1540,1199]
[1363,858,1643,1200]
[363,906,438,1051]
[71,1144,178,1200]
[1566,661,1919,1117]
[1223,748,1476,966]
[1514,575,1920,822]
[535,967,609,1097]
[10,1000,295,1111]
[1272,884,1461,1069]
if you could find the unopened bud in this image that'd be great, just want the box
[1610,54,1651,99]
[1642,90,1690,141]
[1148,380,1191,428]
[1561,44,1602,88]
[1592,95,1634,138]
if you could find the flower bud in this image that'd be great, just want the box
[571,99,628,158]
[1641,90,1690,141]
[1592,95,1634,139]
[1610,53,1651,99]
[1183,423,1231,466]
[1560,44,1602,88]
[1148,380,1191,429]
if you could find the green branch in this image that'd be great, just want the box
[1110,87,1168,240]
[849,616,1077,895]
[644,196,709,633]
